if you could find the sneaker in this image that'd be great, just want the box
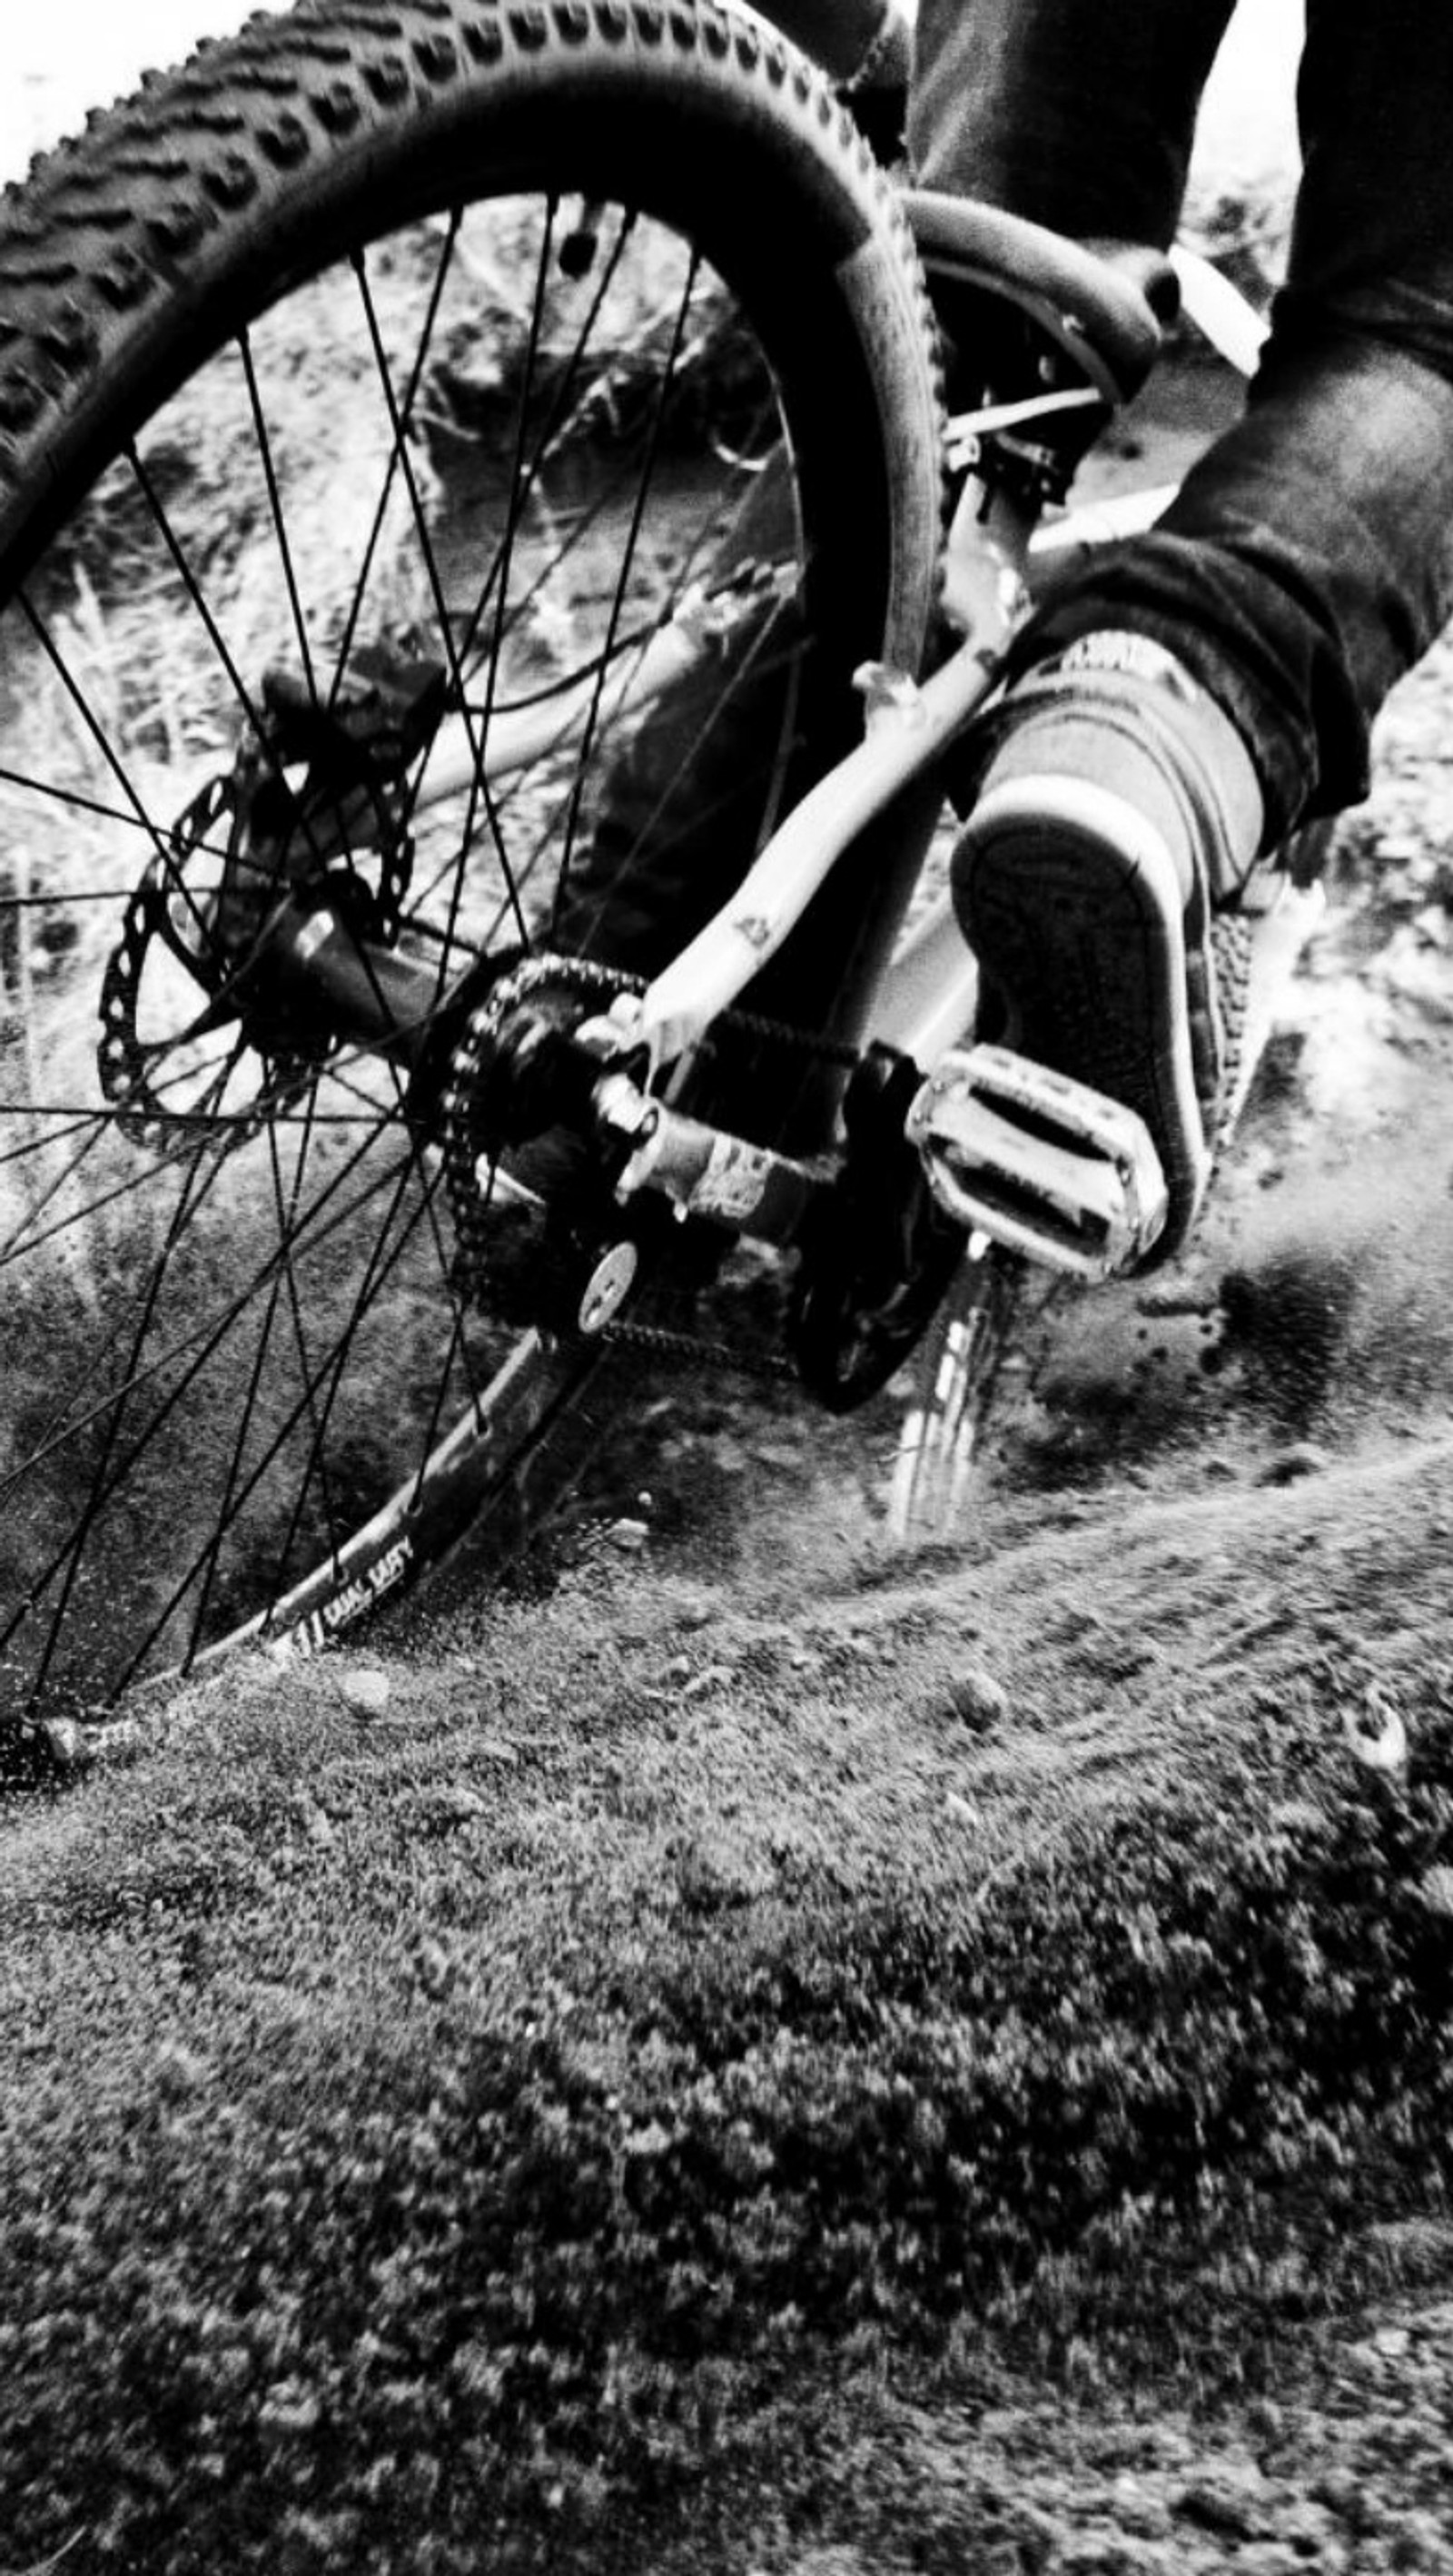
[951,632,1262,1262]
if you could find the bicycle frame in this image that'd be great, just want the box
[400,241,1259,1122]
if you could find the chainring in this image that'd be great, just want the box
[438,965,961,1392]
[439,954,647,1333]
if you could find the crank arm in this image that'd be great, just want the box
[906,1041,1169,1281]
[593,1068,825,1248]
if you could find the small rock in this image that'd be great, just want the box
[303,1807,337,1848]
[153,2041,211,2096]
[1270,1799,1325,1838]
[944,1792,982,1827]
[1272,2500,1338,2555]
[1374,2323,1412,2358]
[415,1940,451,1997]
[1344,1689,1409,1773]
[1172,2463,1273,2541]
[473,1739,520,1767]
[1138,1283,1221,1318]
[946,1668,1009,1733]
[677,1605,715,1633]
[1418,1866,1453,1919]
[1111,2472,1172,2540]
[443,1785,490,1820]
[607,1518,650,1553]
[1258,1442,1331,1486]
[339,1667,390,1718]
[1245,2395,1286,2441]
[40,1718,97,1770]
[1311,2466,1367,2522]
[1057,2536,1169,2574]
[676,1832,774,1911]
[681,1666,734,1700]
[414,1784,489,1828]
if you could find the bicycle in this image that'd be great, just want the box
[0,0,1322,1762]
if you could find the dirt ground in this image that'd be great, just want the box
[6,464,1453,2574]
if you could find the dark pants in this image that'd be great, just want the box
[910,0,1453,839]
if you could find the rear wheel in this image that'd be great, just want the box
[887,1244,1029,1542]
[0,0,943,1746]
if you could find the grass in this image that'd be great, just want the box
[5,1434,1453,2570]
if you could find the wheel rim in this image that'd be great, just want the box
[0,181,875,1732]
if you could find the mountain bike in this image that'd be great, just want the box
[0,0,1321,1762]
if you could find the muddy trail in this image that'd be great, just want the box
[6,428,1453,2574]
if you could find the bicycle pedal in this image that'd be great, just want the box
[905,1042,1169,1281]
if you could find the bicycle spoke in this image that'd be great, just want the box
[0,63,924,1722]
[119,1154,452,1694]
[421,197,561,993]
[331,211,464,708]
[451,203,640,688]
[19,595,179,879]
[1,1125,417,1637]
[20,1110,238,1705]
[239,327,320,708]
[556,244,702,907]
[352,249,519,924]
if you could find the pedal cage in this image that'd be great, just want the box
[906,1042,1169,1282]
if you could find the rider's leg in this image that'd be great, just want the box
[995,0,1453,838]
[910,0,1235,246]
[940,0,1453,1255]
[746,0,905,86]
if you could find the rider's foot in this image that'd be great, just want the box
[951,631,1263,1262]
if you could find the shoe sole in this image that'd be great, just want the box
[955,774,1213,1255]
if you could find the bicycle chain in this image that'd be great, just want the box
[439,954,848,1381]
[439,952,637,1317]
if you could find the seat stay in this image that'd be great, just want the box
[904,190,1176,401]
[626,617,1012,1072]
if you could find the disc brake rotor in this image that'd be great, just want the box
[96,677,422,1151]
